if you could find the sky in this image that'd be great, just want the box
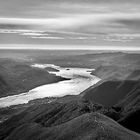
[0,0,140,50]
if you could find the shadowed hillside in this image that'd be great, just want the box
[82,78,140,133]
[82,80,140,106]
[113,81,140,133]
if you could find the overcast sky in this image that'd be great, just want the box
[0,0,140,50]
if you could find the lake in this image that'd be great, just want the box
[0,64,100,108]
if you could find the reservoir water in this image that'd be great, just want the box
[0,64,100,108]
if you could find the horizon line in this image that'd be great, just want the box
[0,44,140,51]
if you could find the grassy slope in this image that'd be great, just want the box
[0,99,140,140]
[5,113,140,140]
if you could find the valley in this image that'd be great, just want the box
[0,50,140,140]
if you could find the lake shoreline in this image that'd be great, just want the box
[0,64,100,108]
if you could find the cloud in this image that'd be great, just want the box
[20,32,45,36]
[31,36,64,39]
[0,0,140,48]
[1,0,140,18]
[0,13,140,31]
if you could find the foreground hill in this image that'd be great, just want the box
[4,113,140,140]
[82,78,140,133]
[0,99,139,140]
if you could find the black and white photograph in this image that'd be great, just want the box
[0,0,140,140]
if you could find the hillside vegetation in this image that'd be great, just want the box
[0,98,140,140]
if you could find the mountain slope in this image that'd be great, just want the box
[0,98,140,140]
[82,78,140,133]
[113,81,140,133]
[4,113,140,140]
[82,80,139,106]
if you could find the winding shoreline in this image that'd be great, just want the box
[0,64,100,108]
